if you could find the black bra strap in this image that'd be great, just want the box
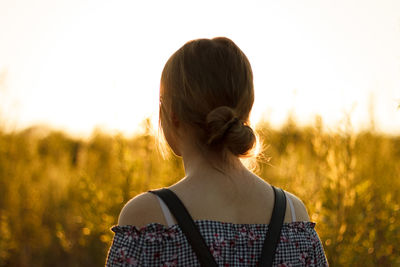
[148,188,218,267]
[258,185,287,266]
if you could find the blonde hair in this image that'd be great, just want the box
[158,37,259,166]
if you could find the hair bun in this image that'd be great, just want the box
[206,106,256,155]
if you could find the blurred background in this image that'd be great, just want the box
[0,0,399,266]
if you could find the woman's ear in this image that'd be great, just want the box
[170,111,180,129]
[165,111,182,157]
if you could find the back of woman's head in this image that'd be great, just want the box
[160,37,256,159]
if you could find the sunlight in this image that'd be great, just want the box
[0,0,399,137]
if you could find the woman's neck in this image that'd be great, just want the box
[180,143,249,186]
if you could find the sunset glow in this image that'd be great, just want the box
[1,0,399,138]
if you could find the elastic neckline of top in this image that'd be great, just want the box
[113,219,316,231]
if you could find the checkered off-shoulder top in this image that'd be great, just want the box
[106,190,328,266]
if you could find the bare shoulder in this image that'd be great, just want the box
[284,190,311,222]
[118,191,166,227]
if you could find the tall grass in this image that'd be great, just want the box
[0,116,398,266]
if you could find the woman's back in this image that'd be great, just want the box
[106,172,328,266]
[136,169,309,226]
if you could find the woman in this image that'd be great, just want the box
[106,37,328,266]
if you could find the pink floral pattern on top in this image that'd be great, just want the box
[106,220,328,266]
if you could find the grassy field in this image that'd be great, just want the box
[0,116,399,266]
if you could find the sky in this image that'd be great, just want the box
[0,0,399,138]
